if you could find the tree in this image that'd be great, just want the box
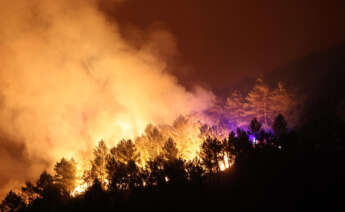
[160,139,186,184]
[54,158,77,194]
[223,131,238,164]
[200,137,223,173]
[21,181,37,205]
[224,79,297,130]
[84,178,106,204]
[185,158,204,184]
[106,154,143,191]
[106,157,127,192]
[125,160,143,190]
[34,171,60,200]
[225,90,247,128]
[110,139,140,164]
[0,191,24,212]
[245,78,270,128]
[163,158,187,184]
[161,138,179,161]
[135,125,166,161]
[106,139,142,191]
[269,82,296,125]
[146,156,166,187]
[249,117,262,136]
[236,128,252,154]
[85,140,109,185]
[273,114,287,137]
[21,171,63,210]
[36,171,54,192]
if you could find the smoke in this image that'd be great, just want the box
[0,0,214,198]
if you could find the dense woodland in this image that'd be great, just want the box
[1,109,345,212]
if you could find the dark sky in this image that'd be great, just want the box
[106,0,345,92]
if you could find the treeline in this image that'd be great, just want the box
[208,78,299,130]
[1,113,345,212]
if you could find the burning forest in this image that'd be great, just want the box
[1,0,345,212]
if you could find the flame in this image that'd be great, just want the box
[71,182,88,197]
[0,0,215,198]
[219,153,231,171]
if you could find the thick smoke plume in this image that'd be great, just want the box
[0,0,214,197]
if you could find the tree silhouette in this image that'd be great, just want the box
[161,139,186,184]
[163,158,187,184]
[146,155,166,187]
[36,171,54,191]
[273,114,288,137]
[161,138,179,161]
[135,125,166,161]
[249,117,262,136]
[20,171,65,211]
[223,131,238,165]
[269,82,297,126]
[106,139,142,191]
[245,78,270,127]
[110,139,140,164]
[85,140,109,186]
[106,157,127,192]
[186,158,204,185]
[225,90,247,128]
[54,158,77,194]
[200,137,222,173]
[235,128,252,156]
[34,171,60,200]
[225,79,297,130]
[21,181,37,205]
[83,178,106,204]
[0,191,24,212]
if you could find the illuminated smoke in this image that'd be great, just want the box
[0,0,215,198]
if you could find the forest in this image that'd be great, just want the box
[1,106,344,212]
[1,0,345,211]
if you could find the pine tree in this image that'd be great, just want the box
[223,131,238,164]
[135,124,166,161]
[249,117,262,136]
[0,191,24,212]
[86,140,109,185]
[273,114,288,137]
[186,158,204,184]
[161,138,179,161]
[110,139,140,164]
[106,140,142,191]
[200,137,223,173]
[225,90,247,128]
[245,78,270,128]
[269,82,296,126]
[146,155,166,187]
[54,158,77,194]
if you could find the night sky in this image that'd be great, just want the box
[103,0,345,92]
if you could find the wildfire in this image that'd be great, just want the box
[71,163,92,197]
[71,142,234,196]
[219,153,231,171]
[71,182,88,197]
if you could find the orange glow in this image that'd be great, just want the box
[0,0,215,198]
[72,182,88,197]
[219,153,231,171]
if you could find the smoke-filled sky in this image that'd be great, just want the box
[0,0,344,198]
[0,0,215,197]
[109,0,345,91]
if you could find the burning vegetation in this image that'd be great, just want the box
[0,0,302,199]
[2,76,298,200]
[3,102,344,212]
[1,113,289,206]
[1,0,344,211]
